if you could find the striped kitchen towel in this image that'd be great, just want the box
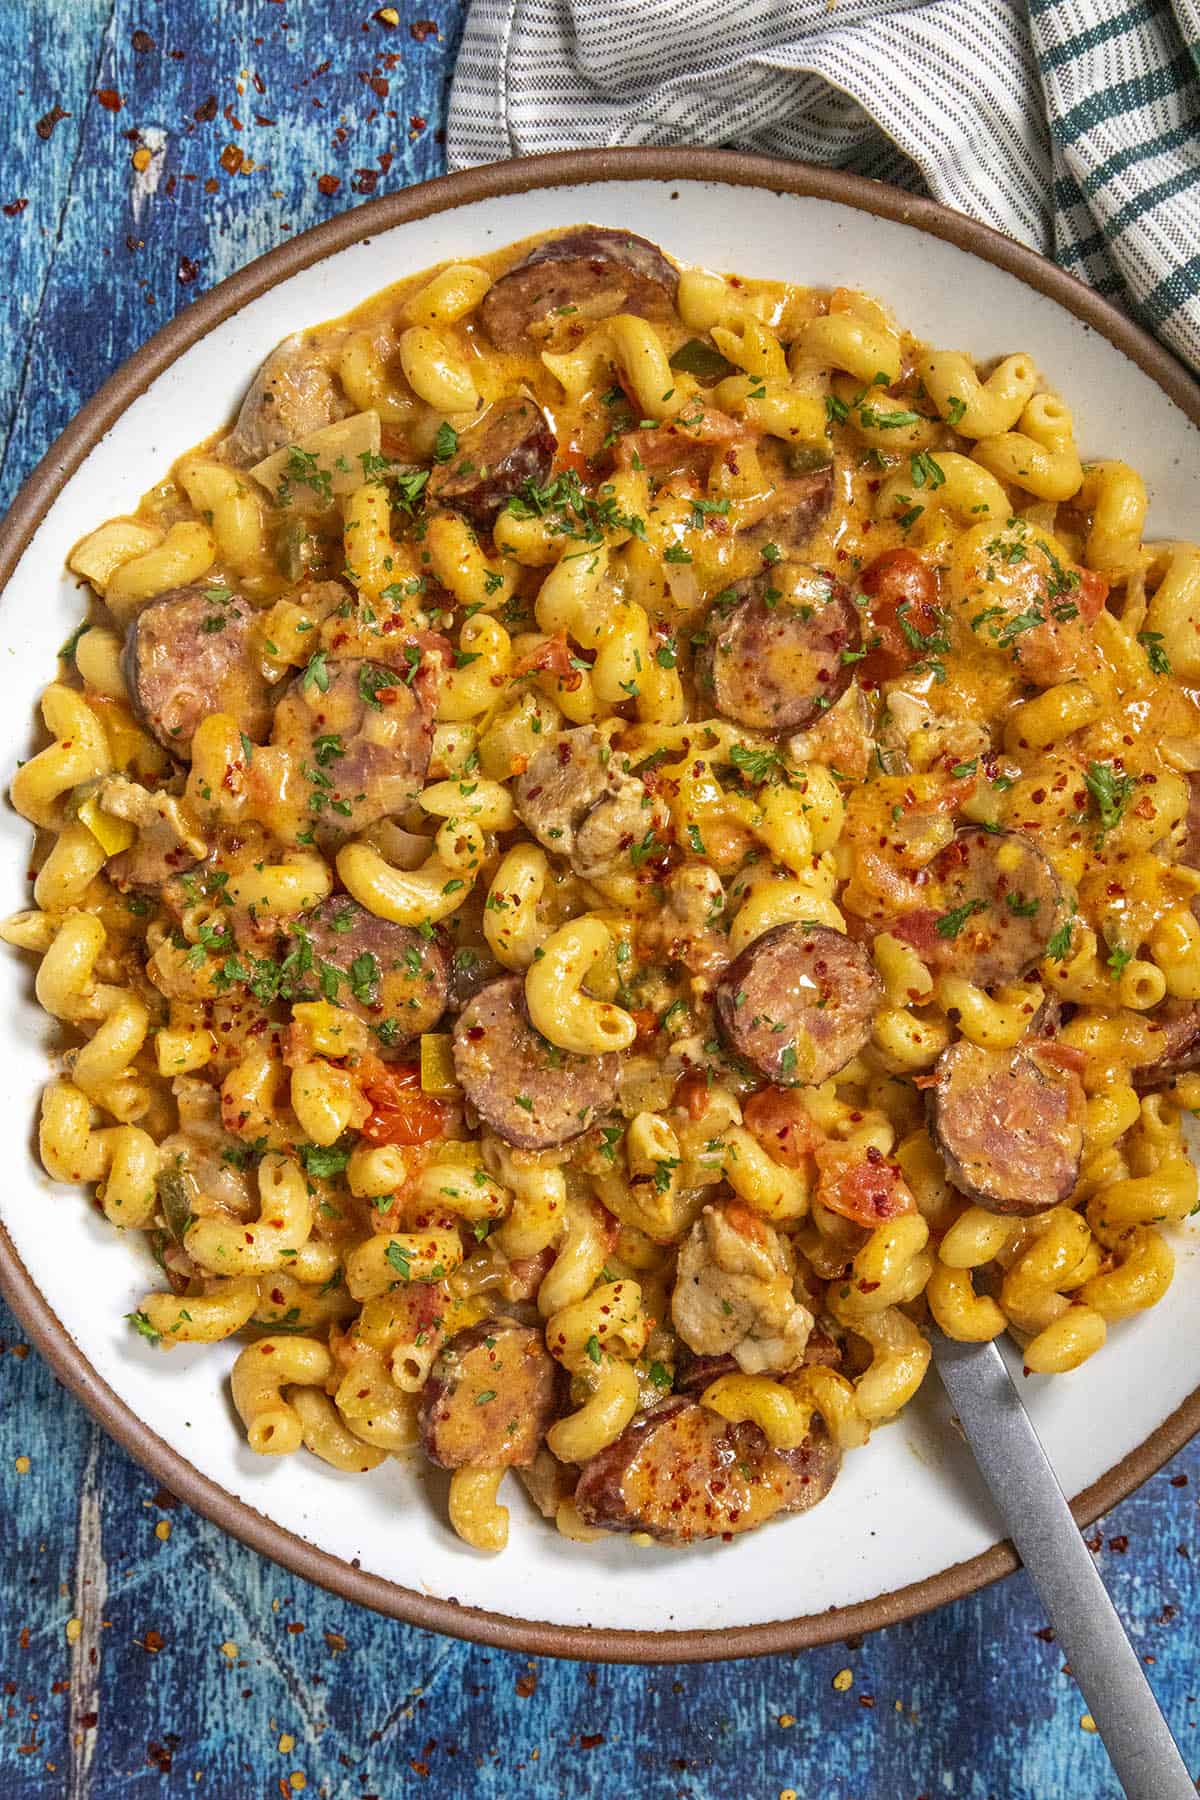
[446,0,1200,374]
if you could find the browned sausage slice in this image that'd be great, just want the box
[701,565,859,733]
[480,228,679,350]
[291,896,449,1051]
[573,1398,840,1544]
[271,655,433,848]
[752,466,835,559]
[224,333,349,467]
[452,974,619,1150]
[123,586,274,759]
[426,398,556,530]
[715,924,881,1085]
[1131,999,1200,1089]
[927,1039,1085,1216]
[514,725,667,882]
[893,828,1065,988]
[418,1319,563,1469]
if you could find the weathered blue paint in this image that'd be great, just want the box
[0,6,1197,1796]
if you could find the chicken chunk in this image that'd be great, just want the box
[101,776,207,889]
[671,1199,813,1374]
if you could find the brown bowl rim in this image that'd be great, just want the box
[2,146,1198,1664]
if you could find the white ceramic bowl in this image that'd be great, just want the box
[2,151,1198,1661]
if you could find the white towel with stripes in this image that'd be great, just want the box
[446,0,1200,373]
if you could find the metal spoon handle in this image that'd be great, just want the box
[932,1335,1195,1800]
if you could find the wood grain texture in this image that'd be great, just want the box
[0,4,1197,1795]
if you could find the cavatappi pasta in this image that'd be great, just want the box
[11,225,1200,1551]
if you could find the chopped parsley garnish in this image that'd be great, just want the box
[909,450,945,490]
[126,1309,161,1344]
[936,899,987,939]
[1005,893,1040,917]
[302,649,330,694]
[299,1143,350,1179]
[728,742,782,785]
[1138,630,1171,675]
[358,663,397,710]
[434,421,459,463]
[348,951,380,1003]
[1084,760,1135,842]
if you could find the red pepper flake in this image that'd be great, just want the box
[1033,1626,1056,1642]
[579,1734,605,1749]
[515,1666,538,1698]
[317,173,340,196]
[147,1741,174,1773]
[1108,1534,1129,1554]
[323,1631,347,1655]
[79,1710,98,1729]
[132,29,156,51]
[254,113,277,126]
[193,94,218,123]
[204,177,219,194]
[220,144,245,175]
[285,1622,305,1635]
[177,254,199,284]
[3,199,29,218]
[410,115,427,134]
[140,1630,165,1654]
[152,1486,180,1510]
[410,20,439,40]
[35,105,71,140]
[96,89,124,112]
[1084,1531,1102,1553]
[223,105,244,130]
[378,150,393,174]
[1170,1473,1188,1487]
[352,168,379,195]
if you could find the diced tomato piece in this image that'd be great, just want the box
[672,1069,711,1121]
[510,630,583,690]
[743,1086,823,1168]
[358,1057,451,1146]
[855,548,940,687]
[815,1144,917,1226]
[1076,566,1108,623]
[554,443,592,479]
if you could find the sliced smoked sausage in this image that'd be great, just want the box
[715,923,881,1085]
[927,1039,1085,1216]
[123,586,274,759]
[291,896,449,1050]
[418,1318,563,1469]
[224,333,349,467]
[514,725,668,882]
[271,654,434,848]
[1131,999,1200,1089]
[426,398,556,530]
[452,974,619,1150]
[752,465,835,559]
[893,827,1064,989]
[573,1398,840,1544]
[480,228,679,350]
[700,565,859,733]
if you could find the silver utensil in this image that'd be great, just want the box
[931,1332,1196,1800]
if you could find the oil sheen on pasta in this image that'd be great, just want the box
[9,225,1200,1552]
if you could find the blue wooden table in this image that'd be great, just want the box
[2,6,1198,1795]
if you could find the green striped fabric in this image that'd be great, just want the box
[448,0,1200,371]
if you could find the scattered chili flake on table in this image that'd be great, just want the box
[35,105,70,140]
[317,173,340,195]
